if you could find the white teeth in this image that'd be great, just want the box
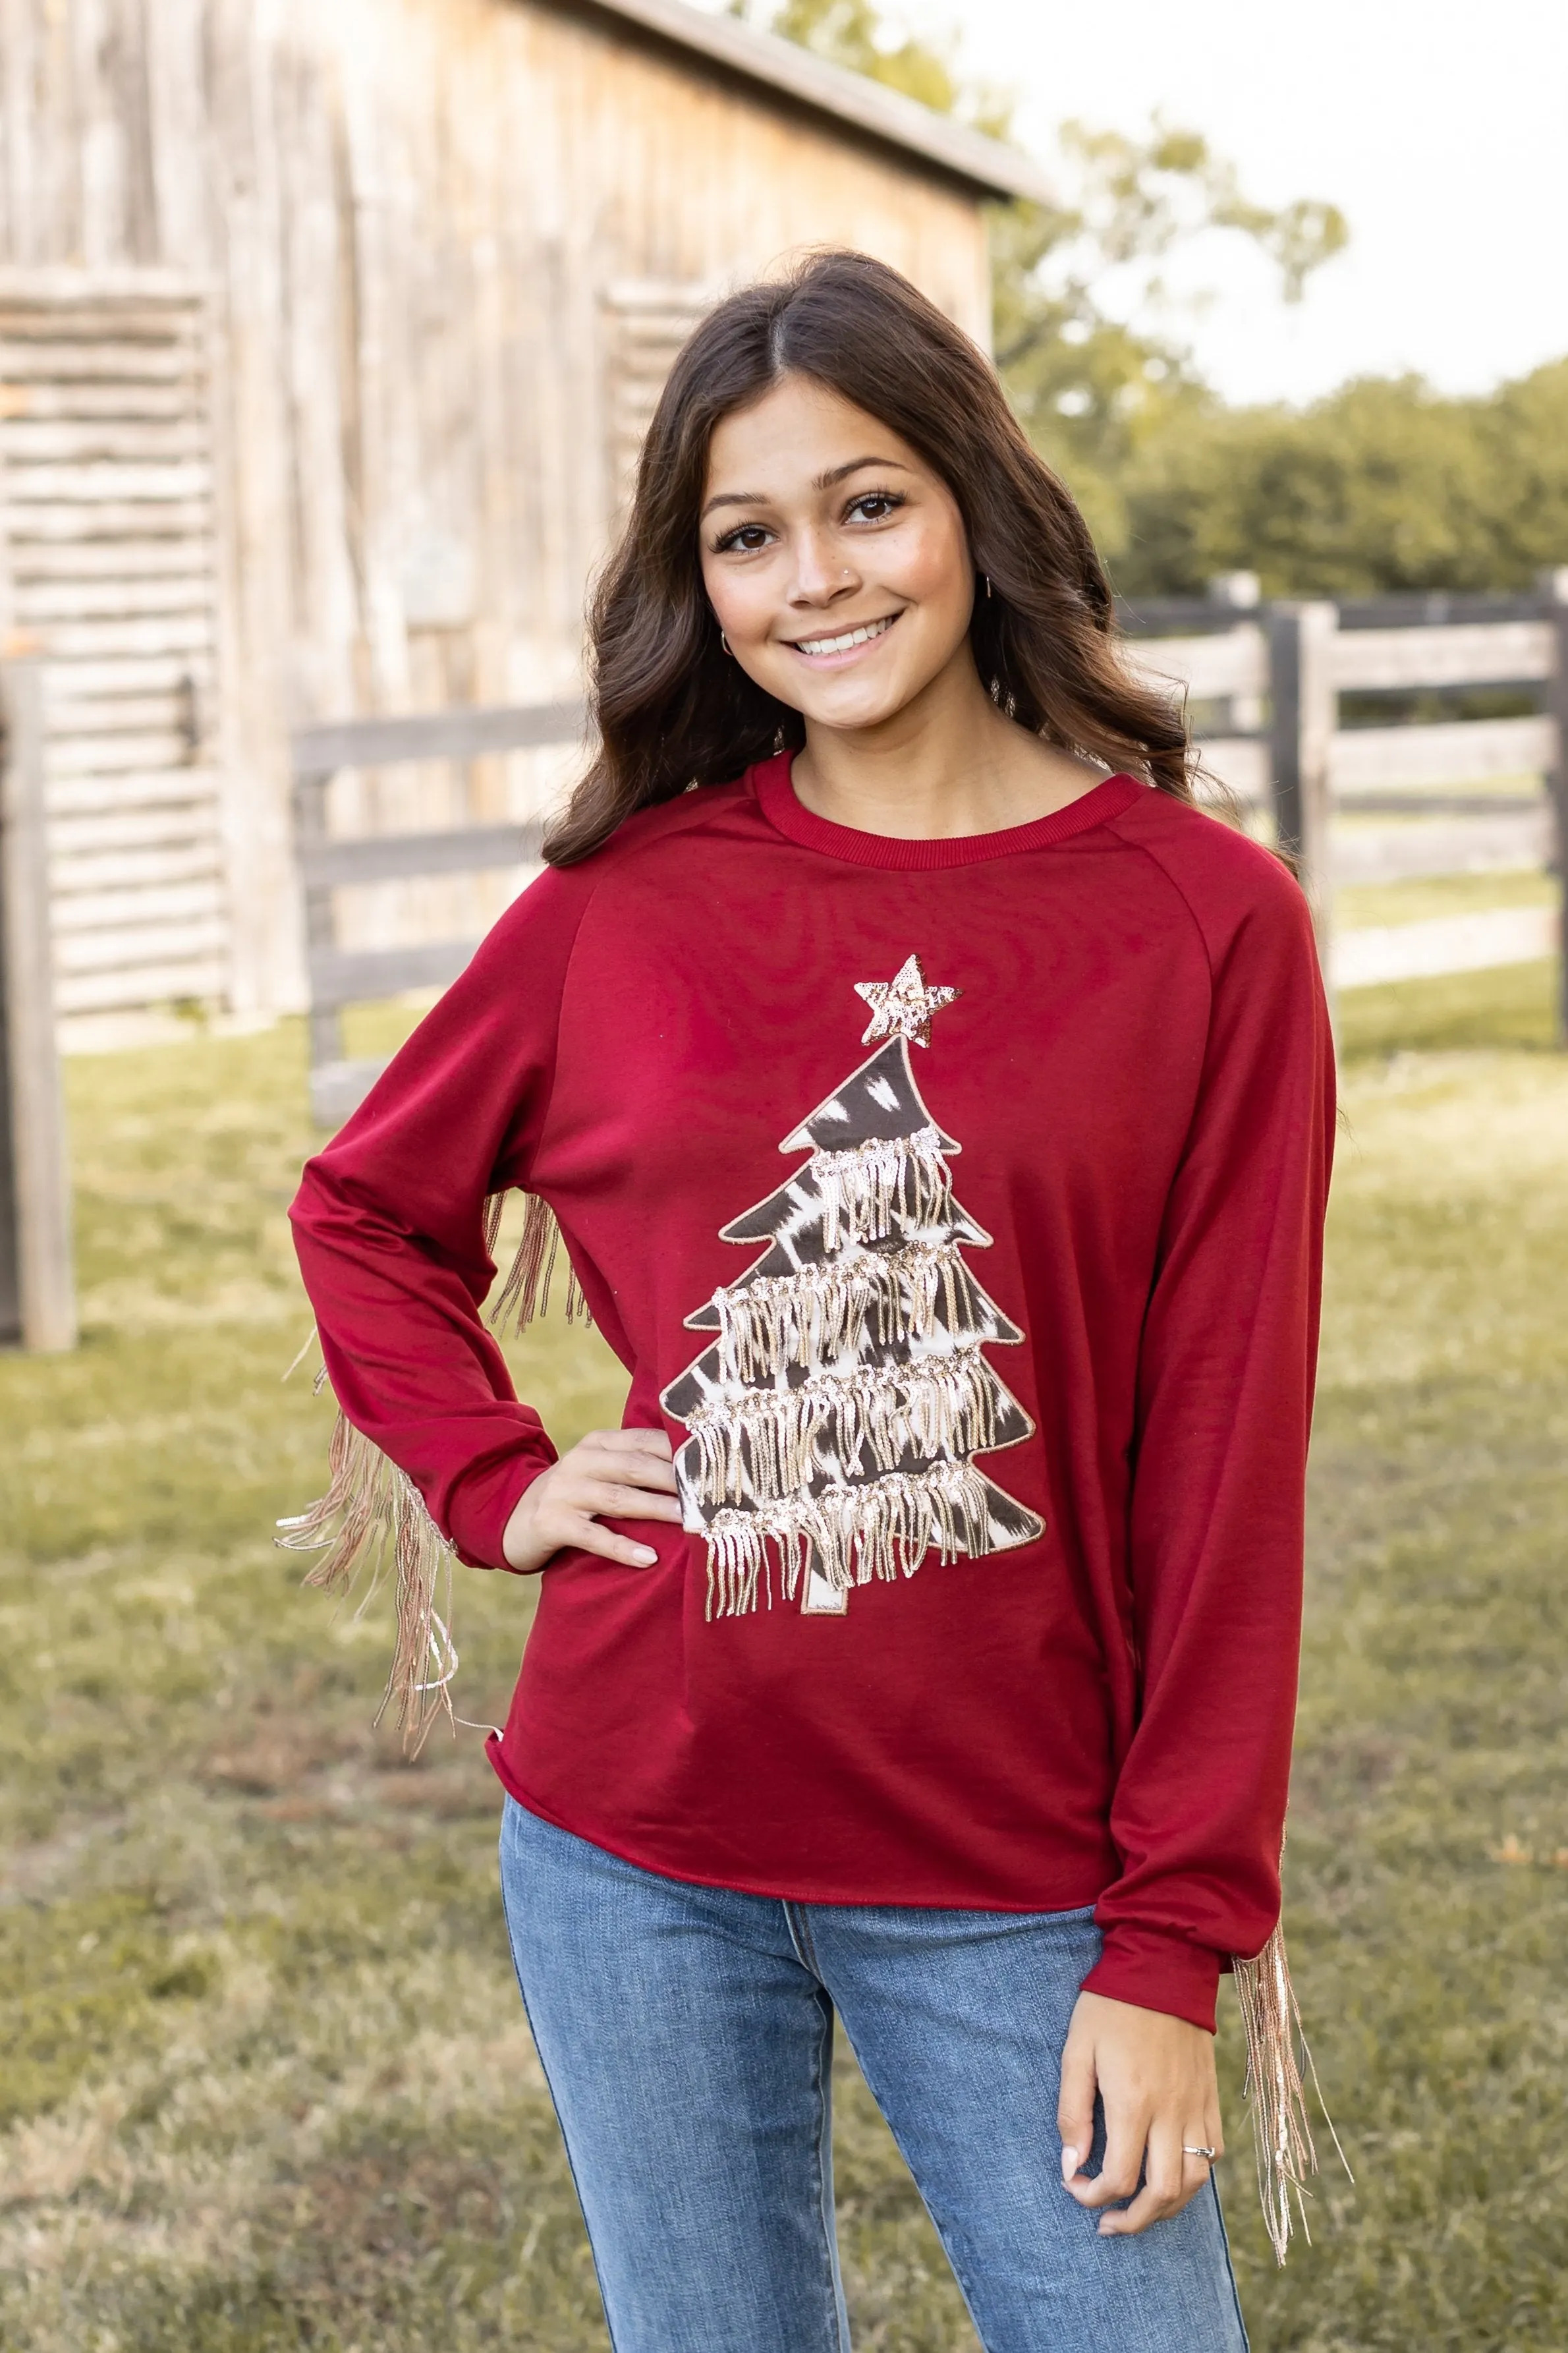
[793,615,897,658]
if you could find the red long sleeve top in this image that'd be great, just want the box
[289,758,1334,2031]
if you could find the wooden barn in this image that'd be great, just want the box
[0,0,1044,1048]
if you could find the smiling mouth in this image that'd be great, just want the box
[787,613,901,659]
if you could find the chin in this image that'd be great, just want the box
[794,679,916,730]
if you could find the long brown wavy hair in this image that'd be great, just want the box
[545,249,1191,866]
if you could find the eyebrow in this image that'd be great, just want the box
[699,455,912,523]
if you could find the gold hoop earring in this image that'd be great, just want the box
[719,631,733,657]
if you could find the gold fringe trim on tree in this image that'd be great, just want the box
[702,1458,998,1618]
[1233,1921,1351,2264]
[809,1123,952,1251]
[276,1409,459,1755]
[716,1242,967,1382]
[684,1346,1017,1506]
[279,1189,588,1749]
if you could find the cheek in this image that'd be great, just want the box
[882,517,971,615]
[701,558,773,643]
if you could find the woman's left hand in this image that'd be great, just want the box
[1057,1990,1223,2236]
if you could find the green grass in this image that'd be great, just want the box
[3,969,1568,2350]
[1335,867,1556,933]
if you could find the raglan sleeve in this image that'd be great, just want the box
[1082,858,1335,2031]
[287,863,590,1573]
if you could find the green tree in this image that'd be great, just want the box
[1115,361,1568,598]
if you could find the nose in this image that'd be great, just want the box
[788,526,859,610]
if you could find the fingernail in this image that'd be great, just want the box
[1060,2145,1078,2184]
[634,1546,658,1565]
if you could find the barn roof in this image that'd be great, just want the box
[561,0,1055,205]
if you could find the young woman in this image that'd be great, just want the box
[288,250,1333,2353]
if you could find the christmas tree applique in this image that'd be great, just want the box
[661,954,1045,1619]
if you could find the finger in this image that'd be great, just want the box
[1057,2032,1097,2189]
[1068,2112,1148,2211]
[574,1482,684,1521]
[578,1447,679,1492]
[1098,2128,1186,2236]
[591,1427,675,1459]
[558,1517,661,1568]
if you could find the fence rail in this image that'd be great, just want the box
[291,698,582,1125]
[1119,575,1568,1023]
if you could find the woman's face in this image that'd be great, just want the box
[698,374,976,733]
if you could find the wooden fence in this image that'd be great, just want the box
[0,659,76,1349]
[291,577,1568,1125]
[1119,577,1567,1023]
[293,699,582,1125]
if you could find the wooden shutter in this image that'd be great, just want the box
[0,273,224,1035]
[602,280,721,515]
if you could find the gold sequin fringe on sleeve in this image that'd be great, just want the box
[278,1190,588,1751]
[489,1188,592,1335]
[275,1407,458,1756]
[1233,1921,1351,2263]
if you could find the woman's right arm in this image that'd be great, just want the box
[290,865,607,1570]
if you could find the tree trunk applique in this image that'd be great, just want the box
[661,954,1045,1619]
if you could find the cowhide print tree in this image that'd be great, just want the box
[661,955,1045,1619]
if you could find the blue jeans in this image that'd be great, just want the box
[498,1798,1248,2353]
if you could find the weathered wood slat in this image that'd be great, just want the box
[47,731,197,777]
[0,419,209,461]
[0,380,192,421]
[5,499,211,540]
[0,340,193,380]
[51,877,227,933]
[54,958,227,1015]
[1331,621,1554,692]
[56,913,226,969]
[8,539,215,581]
[16,577,211,621]
[45,766,219,816]
[47,692,196,734]
[34,613,211,659]
[291,698,585,776]
[300,819,544,886]
[55,913,228,974]
[1331,716,1554,792]
[2,459,211,501]
[40,656,213,698]
[1127,626,1268,702]
[49,806,223,854]
[51,841,224,893]
[308,938,478,1009]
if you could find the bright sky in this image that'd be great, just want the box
[704,0,1568,409]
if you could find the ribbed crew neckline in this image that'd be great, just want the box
[750,751,1143,870]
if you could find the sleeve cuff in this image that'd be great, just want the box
[445,1446,554,1571]
[1082,1921,1223,2033]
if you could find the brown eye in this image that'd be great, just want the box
[715,523,773,554]
[847,493,904,524]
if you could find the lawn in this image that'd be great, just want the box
[3,956,1567,2351]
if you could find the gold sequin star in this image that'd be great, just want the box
[854,953,961,1049]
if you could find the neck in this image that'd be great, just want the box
[789,648,1106,840]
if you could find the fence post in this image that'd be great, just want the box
[1266,599,1338,981]
[1540,569,1568,1047]
[0,660,76,1351]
